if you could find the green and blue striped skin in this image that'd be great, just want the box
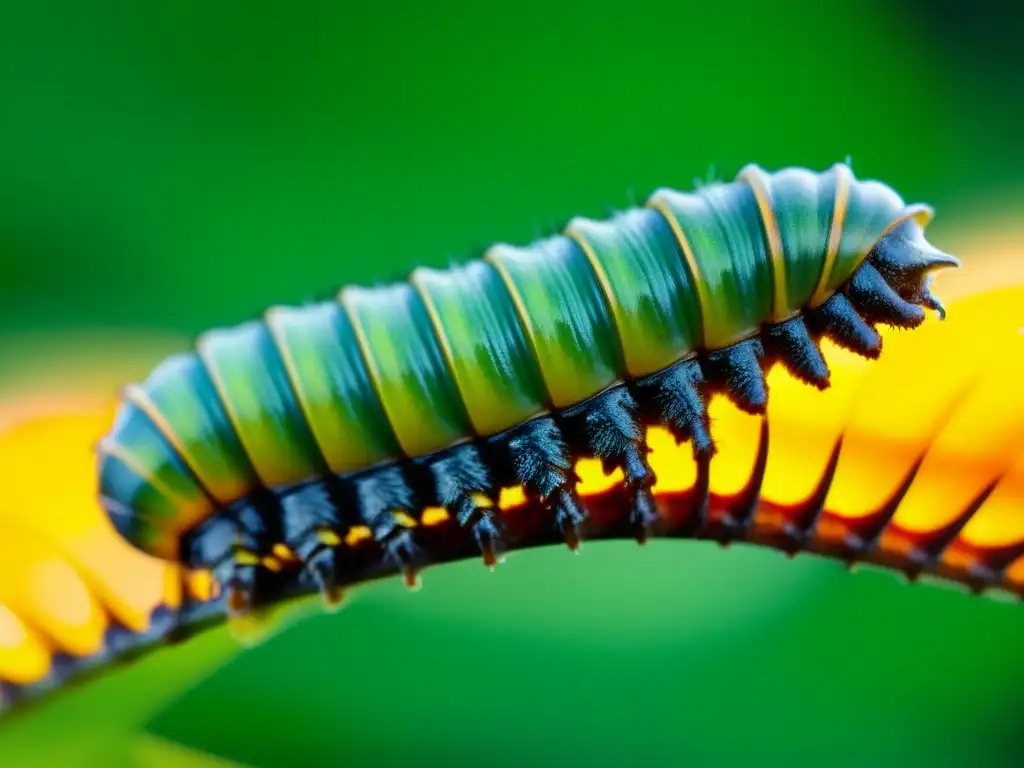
[741,166,840,318]
[96,163,944,573]
[484,235,624,409]
[340,284,472,458]
[98,398,214,559]
[647,181,773,350]
[564,208,703,378]
[197,322,328,489]
[411,261,549,436]
[263,301,401,475]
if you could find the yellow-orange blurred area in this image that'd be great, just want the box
[520,265,1024,571]
[2,238,1024,687]
[0,333,210,687]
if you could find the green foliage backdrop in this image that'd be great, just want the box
[1,1,1022,765]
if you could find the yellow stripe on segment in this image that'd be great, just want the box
[738,165,789,322]
[482,246,556,406]
[338,287,411,458]
[498,486,526,509]
[563,221,630,368]
[808,162,852,308]
[408,269,482,436]
[95,437,193,513]
[470,492,494,509]
[421,507,450,525]
[121,384,220,504]
[194,338,267,489]
[345,526,372,546]
[392,510,418,528]
[877,203,935,240]
[233,549,261,567]
[262,306,334,471]
[645,197,709,349]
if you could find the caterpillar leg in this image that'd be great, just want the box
[846,262,927,328]
[633,359,711,533]
[422,444,502,569]
[185,502,269,615]
[485,416,586,551]
[807,292,882,358]
[762,317,831,390]
[807,222,959,356]
[352,465,422,588]
[279,480,345,607]
[871,221,959,320]
[561,387,657,543]
[702,338,768,415]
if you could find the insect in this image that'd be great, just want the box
[94,163,957,619]
[4,276,1024,717]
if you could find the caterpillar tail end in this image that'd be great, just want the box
[860,221,960,326]
[808,220,957,357]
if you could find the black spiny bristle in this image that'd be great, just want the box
[869,222,959,323]
[703,339,767,414]
[492,417,587,552]
[426,444,502,569]
[635,359,713,458]
[846,262,927,329]
[763,317,830,390]
[808,292,882,359]
[871,224,960,283]
[561,387,658,541]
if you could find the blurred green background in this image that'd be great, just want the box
[2,0,1024,765]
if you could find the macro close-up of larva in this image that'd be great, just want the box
[5,4,1024,764]
[1,161,984,715]
[95,163,956,608]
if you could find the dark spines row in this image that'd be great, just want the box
[98,164,958,613]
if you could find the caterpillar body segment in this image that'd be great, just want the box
[5,283,1024,714]
[95,164,957,611]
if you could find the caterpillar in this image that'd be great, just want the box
[3,277,1024,717]
[94,163,958,618]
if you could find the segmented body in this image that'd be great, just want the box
[3,281,1024,714]
[95,164,957,614]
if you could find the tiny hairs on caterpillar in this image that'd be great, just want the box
[16,162,1024,717]
[92,162,960,616]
